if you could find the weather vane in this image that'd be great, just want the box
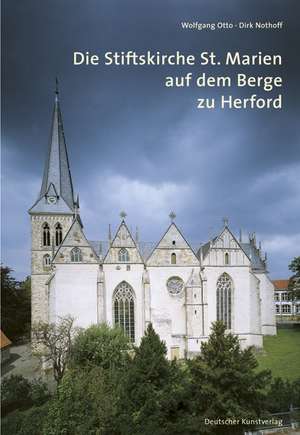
[169,211,176,222]
[120,211,127,220]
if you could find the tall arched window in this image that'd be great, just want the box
[43,254,51,268]
[225,252,230,265]
[42,223,50,246]
[55,223,63,246]
[71,247,82,262]
[113,281,135,342]
[118,248,130,263]
[171,253,177,265]
[216,273,232,329]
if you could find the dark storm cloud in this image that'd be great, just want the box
[2,0,300,279]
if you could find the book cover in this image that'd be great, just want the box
[2,0,300,433]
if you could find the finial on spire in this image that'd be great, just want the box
[54,77,59,103]
[120,211,127,220]
[169,211,176,222]
[222,217,229,227]
[239,228,242,243]
[135,226,139,244]
[108,224,112,244]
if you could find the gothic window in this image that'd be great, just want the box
[167,276,184,296]
[71,247,82,262]
[42,223,50,246]
[113,281,135,342]
[171,253,177,265]
[118,248,130,263]
[55,223,63,246]
[216,273,232,329]
[225,252,230,265]
[43,254,51,268]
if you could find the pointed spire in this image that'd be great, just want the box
[239,229,242,243]
[38,81,75,211]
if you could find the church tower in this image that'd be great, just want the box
[29,83,77,327]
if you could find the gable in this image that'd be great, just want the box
[53,218,98,264]
[202,227,250,267]
[212,227,240,250]
[104,221,143,264]
[147,223,199,267]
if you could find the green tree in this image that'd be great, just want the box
[265,377,293,412]
[1,267,31,341]
[188,322,272,434]
[32,316,76,386]
[117,323,173,435]
[43,367,119,435]
[1,403,50,435]
[70,323,130,370]
[288,256,300,305]
[289,257,300,274]
[2,374,50,416]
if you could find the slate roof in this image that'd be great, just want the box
[88,240,200,261]
[29,91,75,214]
[240,243,266,270]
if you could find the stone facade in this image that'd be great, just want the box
[30,214,73,325]
[29,91,277,358]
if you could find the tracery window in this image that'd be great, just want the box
[42,223,50,246]
[167,276,184,296]
[71,247,82,262]
[118,248,130,263]
[171,253,177,265]
[113,281,135,342]
[216,273,232,329]
[43,254,51,268]
[55,223,63,246]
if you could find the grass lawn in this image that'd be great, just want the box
[256,327,300,381]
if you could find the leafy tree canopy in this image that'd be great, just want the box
[1,266,31,341]
[70,323,130,371]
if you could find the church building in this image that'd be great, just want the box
[29,88,276,359]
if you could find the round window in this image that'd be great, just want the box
[167,276,184,296]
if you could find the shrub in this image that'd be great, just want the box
[1,375,50,416]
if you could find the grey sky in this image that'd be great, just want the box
[2,0,300,280]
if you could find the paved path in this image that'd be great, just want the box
[2,343,43,381]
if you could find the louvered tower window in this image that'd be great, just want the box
[113,281,135,342]
[43,254,51,268]
[42,223,50,246]
[55,223,63,246]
